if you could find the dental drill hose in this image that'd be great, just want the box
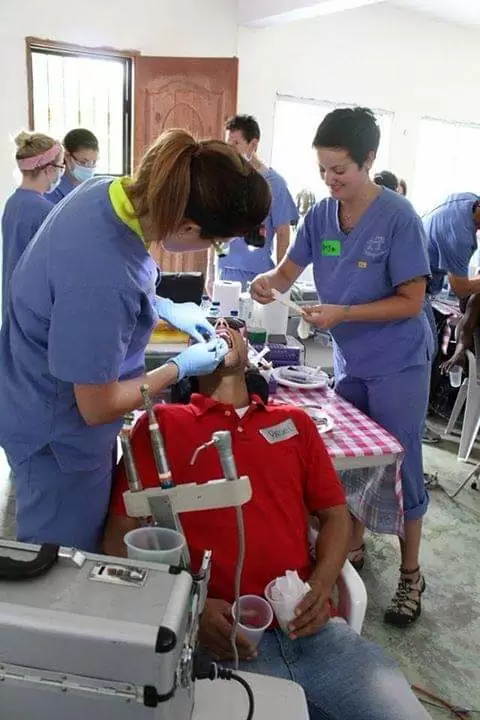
[212,431,245,671]
[140,384,173,489]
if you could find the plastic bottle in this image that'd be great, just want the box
[200,295,210,314]
[209,301,221,319]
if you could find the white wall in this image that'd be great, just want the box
[237,2,480,196]
[0,0,238,207]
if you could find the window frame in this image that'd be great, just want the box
[25,37,134,175]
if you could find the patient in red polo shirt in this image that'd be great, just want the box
[104,317,430,720]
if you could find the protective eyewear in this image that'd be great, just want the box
[72,153,97,169]
[207,316,246,332]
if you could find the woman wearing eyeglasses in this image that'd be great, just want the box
[1,131,64,318]
[0,128,270,553]
[45,128,99,204]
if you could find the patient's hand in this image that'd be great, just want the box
[288,581,330,639]
[199,598,258,662]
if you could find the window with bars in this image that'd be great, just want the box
[271,95,393,202]
[28,41,132,176]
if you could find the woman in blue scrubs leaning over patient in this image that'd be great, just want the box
[251,108,431,628]
[0,129,270,554]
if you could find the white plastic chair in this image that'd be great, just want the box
[445,329,480,461]
[308,525,367,634]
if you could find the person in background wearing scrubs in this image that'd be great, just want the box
[251,107,431,628]
[213,114,298,291]
[45,127,99,204]
[374,170,398,192]
[1,131,63,319]
[0,129,271,553]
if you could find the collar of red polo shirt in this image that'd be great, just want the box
[188,392,267,416]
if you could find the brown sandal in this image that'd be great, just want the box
[347,543,365,572]
[384,568,426,627]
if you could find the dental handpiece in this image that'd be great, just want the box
[212,431,238,483]
[120,412,143,493]
[140,384,173,489]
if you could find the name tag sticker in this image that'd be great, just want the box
[260,419,298,444]
[321,239,341,257]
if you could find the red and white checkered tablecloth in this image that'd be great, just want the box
[272,386,405,536]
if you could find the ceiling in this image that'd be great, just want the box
[392,0,480,28]
[238,0,480,28]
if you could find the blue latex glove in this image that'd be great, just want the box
[155,297,215,343]
[170,337,229,381]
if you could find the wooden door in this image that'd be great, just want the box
[134,57,238,274]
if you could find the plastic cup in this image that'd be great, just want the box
[231,595,273,648]
[264,580,301,635]
[124,527,185,566]
[449,365,463,388]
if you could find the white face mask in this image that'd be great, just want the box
[47,167,64,194]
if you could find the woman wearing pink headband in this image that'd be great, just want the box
[1,131,64,318]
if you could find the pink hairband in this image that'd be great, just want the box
[17,142,62,171]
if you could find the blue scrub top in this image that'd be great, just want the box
[0,177,158,471]
[1,188,54,320]
[218,167,298,275]
[288,189,431,379]
[423,193,479,295]
[44,173,77,205]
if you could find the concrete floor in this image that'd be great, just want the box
[0,340,479,718]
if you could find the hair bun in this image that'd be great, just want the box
[14,131,33,149]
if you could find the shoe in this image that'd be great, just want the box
[347,543,365,572]
[422,428,441,445]
[384,569,426,627]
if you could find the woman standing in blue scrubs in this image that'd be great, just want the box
[45,128,99,204]
[2,131,64,318]
[0,129,271,553]
[251,108,431,627]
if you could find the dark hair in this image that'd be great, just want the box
[63,128,99,153]
[128,129,271,243]
[312,107,380,167]
[374,170,398,191]
[171,368,269,405]
[225,115,261,143]
[398,178,407,196]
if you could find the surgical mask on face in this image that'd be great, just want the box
[71,162,95,183]
[47,168,64,194]
[243,152,253,162]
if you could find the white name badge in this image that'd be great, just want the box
[259,419,298,444]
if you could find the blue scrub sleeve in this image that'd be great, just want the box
[270,178,299,229]
[48,287,140,384]
[436,212,475,278]
[287,214,313,269]
[388,213,431,287]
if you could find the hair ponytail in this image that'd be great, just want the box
[129,129,198,236]
[128,128,271,244]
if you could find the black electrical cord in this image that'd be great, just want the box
[193,657,255,720]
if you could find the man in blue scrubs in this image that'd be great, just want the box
[46,128,99,204]
[215,115,298,290]
[251,107,432,628]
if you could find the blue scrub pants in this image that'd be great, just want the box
[218,267,258,292]
[11,445,113,552]
[336,364,429,521]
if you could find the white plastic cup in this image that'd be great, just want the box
[124,527,185,565]
[264,580,301,635]
[231,595,273,648]
[449,365,463,388]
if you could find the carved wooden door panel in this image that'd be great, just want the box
[134,57,238,273]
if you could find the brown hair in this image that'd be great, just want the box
[15,131,61,176]
[128,129,271,243]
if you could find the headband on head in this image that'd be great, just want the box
[17,143,62,171]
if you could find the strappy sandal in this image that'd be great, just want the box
[347,543,365,572]
[384,568,426,627]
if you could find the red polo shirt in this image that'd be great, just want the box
[109,394,345,603]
